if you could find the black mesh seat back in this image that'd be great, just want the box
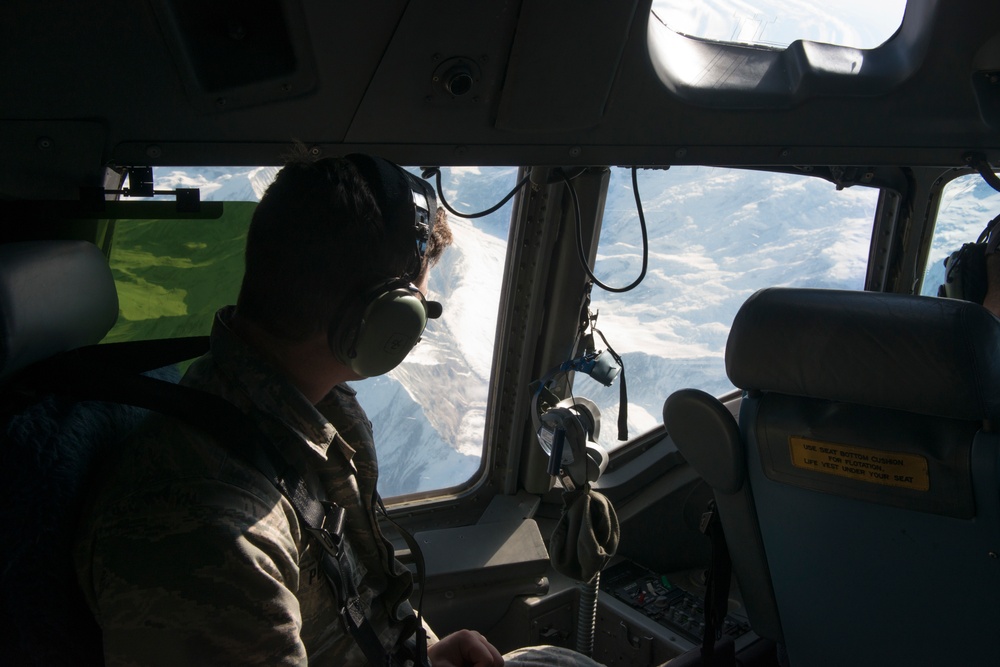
[1,386,177,665]
[0,240,172,665]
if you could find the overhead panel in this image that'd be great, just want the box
[148,0,318,113]
[344,0,523,148]
[495,0,640,132]
[0,121,107,200]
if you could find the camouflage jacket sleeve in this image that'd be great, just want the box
[76,472,309,667]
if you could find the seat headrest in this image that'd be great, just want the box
[726,288,1000,422]
[0,241,118,383]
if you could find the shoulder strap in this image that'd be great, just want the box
[17,338,424,667]
[698,500,737,667]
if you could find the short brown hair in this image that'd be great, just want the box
[423,206,453,272]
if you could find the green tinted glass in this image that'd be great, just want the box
[104,202,255,344]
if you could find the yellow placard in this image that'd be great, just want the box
[788,437,929,491]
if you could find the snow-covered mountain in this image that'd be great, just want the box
[154,166,279,202]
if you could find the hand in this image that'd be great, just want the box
[426,629,504,667]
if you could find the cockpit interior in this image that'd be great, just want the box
[3,1,1000,665]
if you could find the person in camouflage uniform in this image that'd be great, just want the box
[75,154,602,666]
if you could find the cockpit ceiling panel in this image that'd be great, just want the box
[2,1,1000,180]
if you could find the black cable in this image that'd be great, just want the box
[592,325,628,441]
[376,496,425,619]
[559,167,649,293]
[421,167,529,219]
[375,496,430,665]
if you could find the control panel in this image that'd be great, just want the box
[599,560,752,644]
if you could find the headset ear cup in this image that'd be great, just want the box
[330,309,360,370]
[331,283,428,378]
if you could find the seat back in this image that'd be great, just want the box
[668,287,1000,666]
[663,387,784,644]
[0,240,147,665]
[0,240,119,382]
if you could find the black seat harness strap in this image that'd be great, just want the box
[15,338,426,667]
[376,495,431,662]
[698,500,736,667]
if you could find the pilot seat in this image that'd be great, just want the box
[663,287,1000,667]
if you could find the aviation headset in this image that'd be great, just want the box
[328,154,442,378]
[531,350,620,489]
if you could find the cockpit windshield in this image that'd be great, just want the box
[585,166,879,452]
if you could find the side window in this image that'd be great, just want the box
[352,167,517,498]
[106,166,517,500]
[583,166,879,452]
[920,174,1000,297]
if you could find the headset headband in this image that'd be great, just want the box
[344,154,438,277]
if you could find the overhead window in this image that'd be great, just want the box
[651,0,908,50]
